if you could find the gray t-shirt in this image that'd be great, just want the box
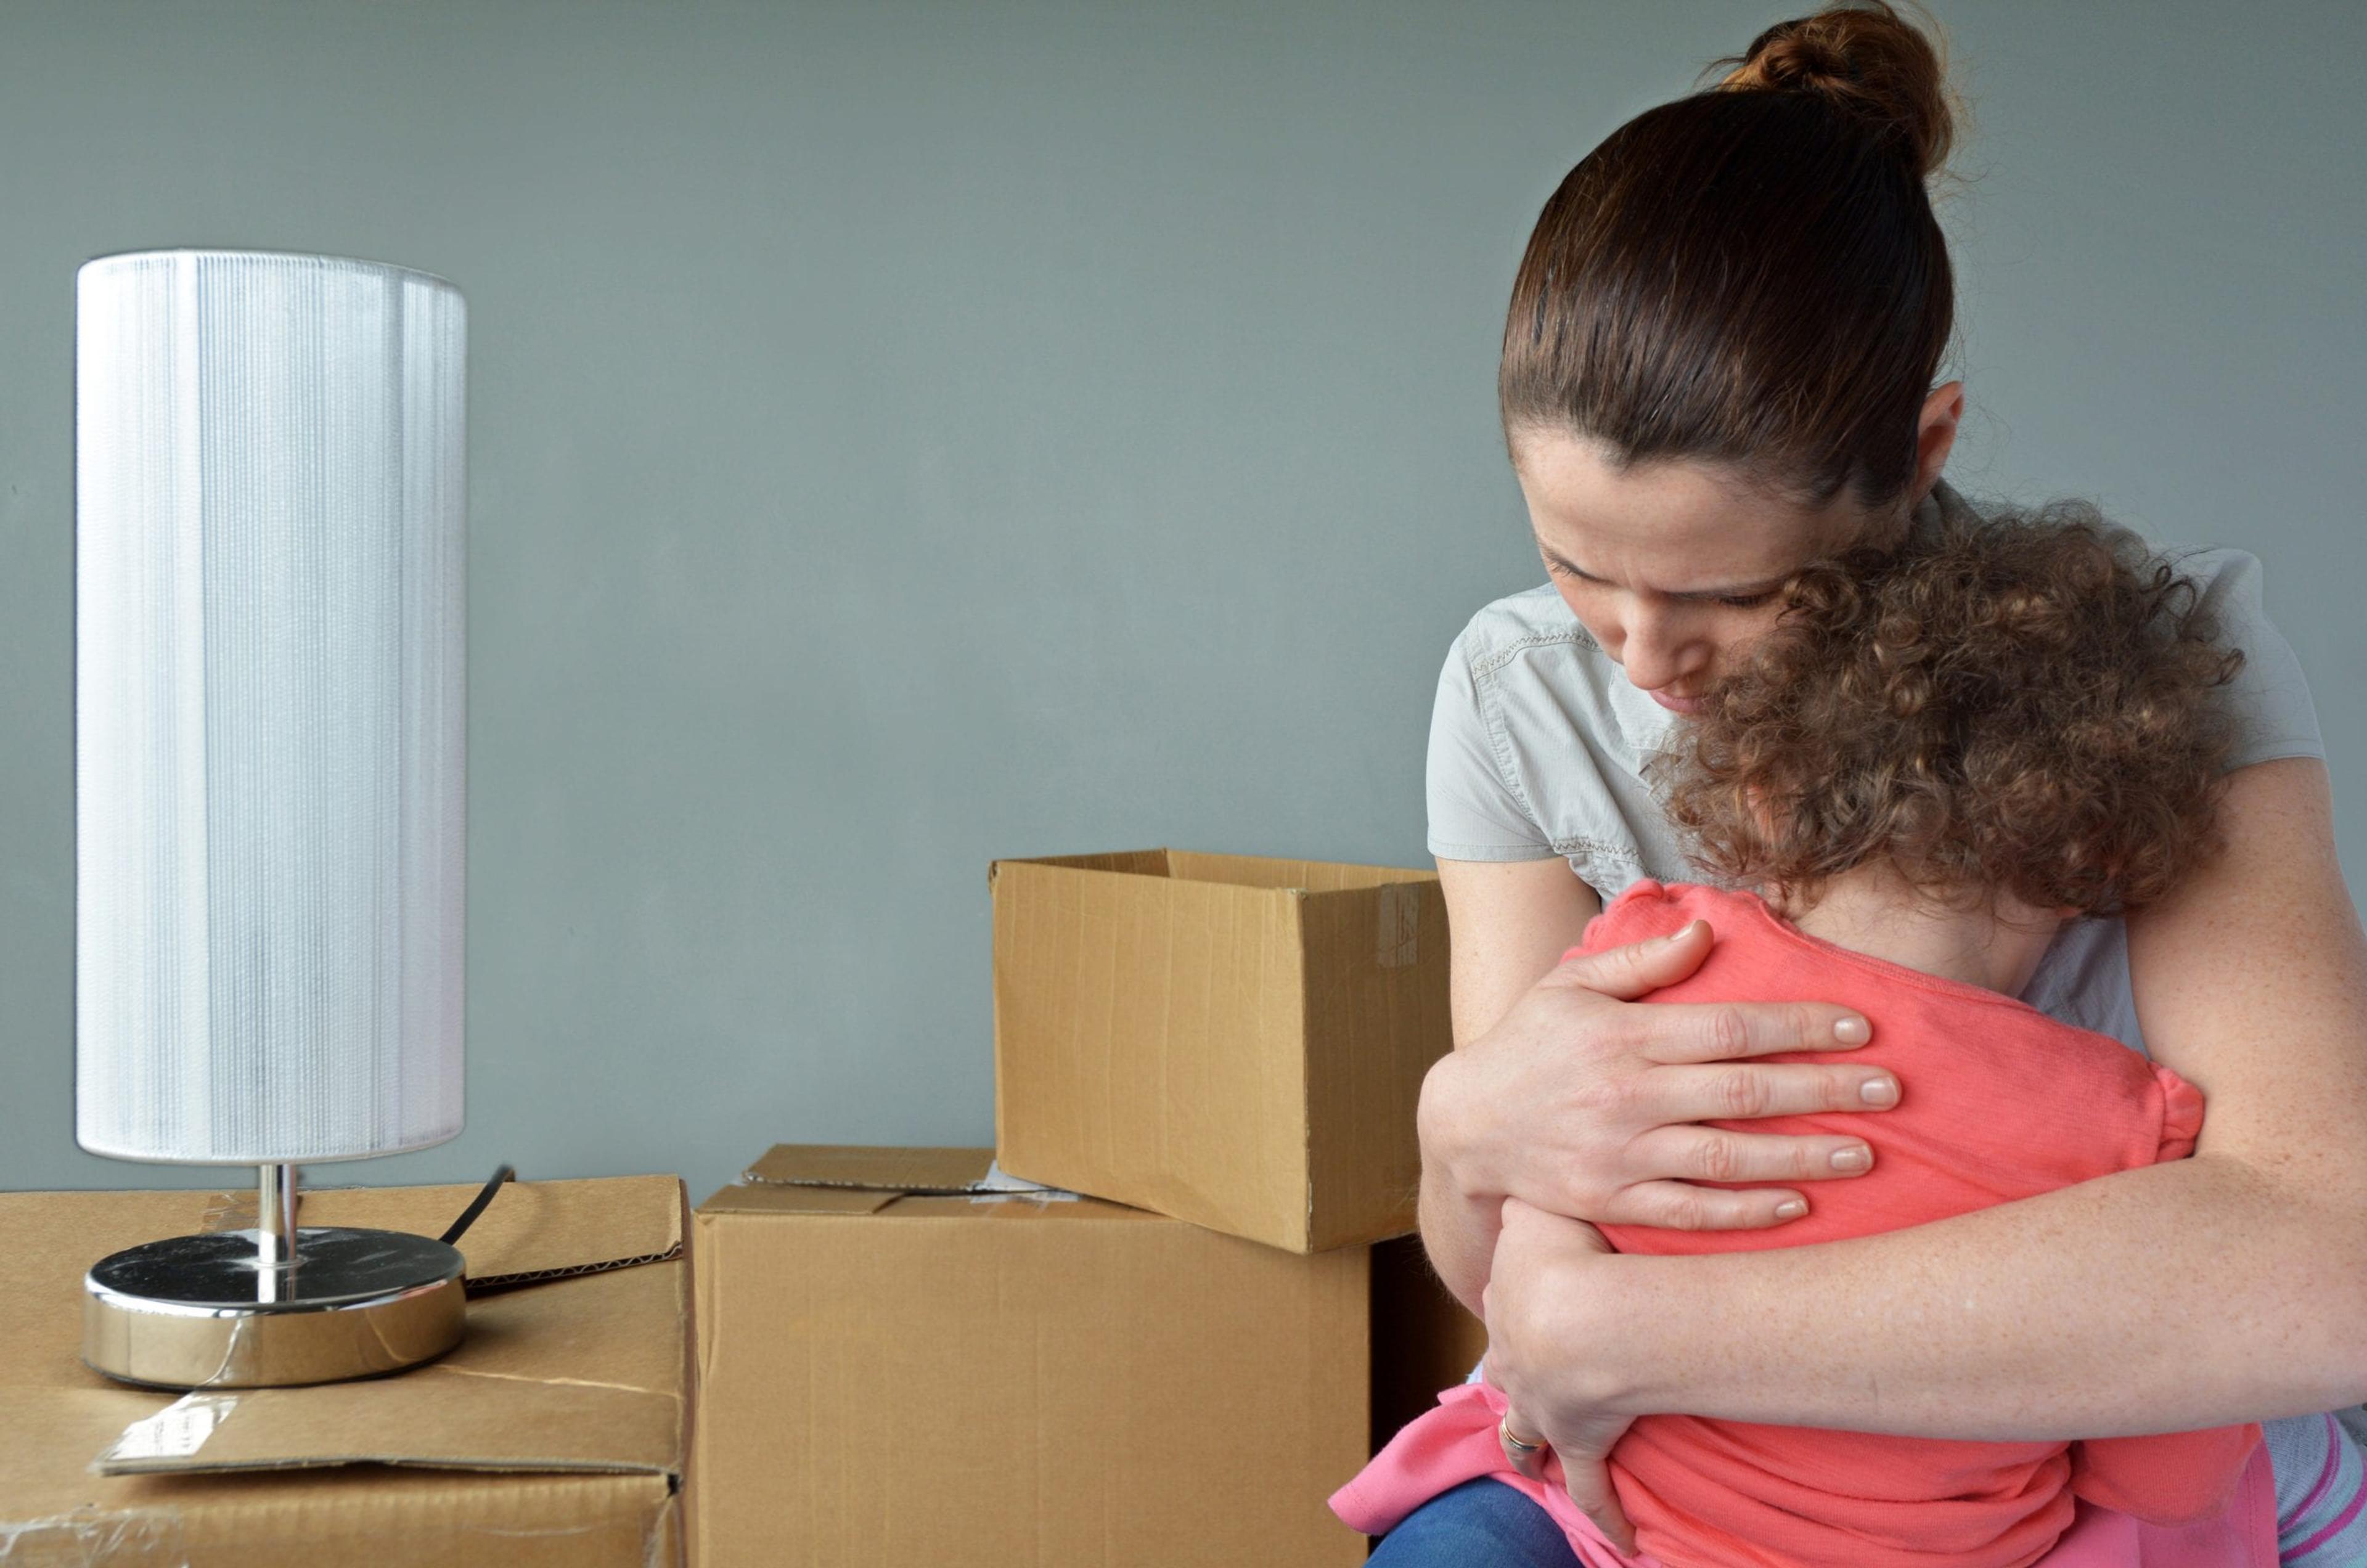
[1426,484,2327,1053]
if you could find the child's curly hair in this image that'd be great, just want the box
[1661,504,2245,916]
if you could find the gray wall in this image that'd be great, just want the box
[4,1,2359,1204]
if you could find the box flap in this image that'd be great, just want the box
[988,849,1172,886]
[92,1267,683,1479]
[699,1183,899,1218]
[741,1144,994,1195]
[2,1177,694,1485]
[1164,849,1438,895]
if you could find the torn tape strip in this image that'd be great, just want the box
[0,1506,186,1566]
[96,1393,237,1469]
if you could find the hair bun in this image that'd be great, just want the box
[1717,1,1956,179]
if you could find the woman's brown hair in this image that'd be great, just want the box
[1501,2,1957,511]
[1661,507,2245,917]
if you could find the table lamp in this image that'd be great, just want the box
[75,250,469,1388]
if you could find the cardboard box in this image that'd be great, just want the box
[0,1175,692,1567]
[693,1146,1482,1568]
[990,849,1452,1252]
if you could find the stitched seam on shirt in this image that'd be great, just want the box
[1469,626,1598,680]
[1556,840,1646,903]
[1551,836,1642,867]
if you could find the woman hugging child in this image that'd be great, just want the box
[1337,504,2367,1567]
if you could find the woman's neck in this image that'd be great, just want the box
[1780,864,2062,998]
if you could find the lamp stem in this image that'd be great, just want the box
[257,1162,301,1273]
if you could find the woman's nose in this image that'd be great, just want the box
[1619,608,1700,691]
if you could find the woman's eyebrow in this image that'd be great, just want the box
[1537,540,1785,600]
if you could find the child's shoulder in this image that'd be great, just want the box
[1569,879,1772,960]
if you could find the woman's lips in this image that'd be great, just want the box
[1647,687,1703,714]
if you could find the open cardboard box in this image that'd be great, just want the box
[991,849,1453,1252]
[692,1145,1487,1568]
[0,1175,692,1567]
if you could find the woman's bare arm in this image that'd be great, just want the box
[1418,857,1598,1314]
[1439,858,1600,1047]
[1493,758,2367,1439]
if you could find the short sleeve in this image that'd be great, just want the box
[1426,630,1555,862]
[2181,547,2324,770]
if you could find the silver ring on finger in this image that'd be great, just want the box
[1498,1413,1548,1478]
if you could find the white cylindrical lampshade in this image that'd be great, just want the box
[76,251,466,1164]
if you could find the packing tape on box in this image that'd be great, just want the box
[973,1163,1079,1203]
[0,1506,186,1566]
[94,1394,237,1467]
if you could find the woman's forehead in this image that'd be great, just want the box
[1511,430,1858,591]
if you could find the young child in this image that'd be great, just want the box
[1336,506,2367,1566]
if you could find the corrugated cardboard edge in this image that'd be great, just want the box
[740,1144,995,1194]
[988,849,1173,891]
[673,1170,700,1567]
[0,1467,677,1568]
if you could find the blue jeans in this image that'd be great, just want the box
[1366,1478,1579,1568]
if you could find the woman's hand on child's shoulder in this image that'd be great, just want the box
[1419,917,1897,1231]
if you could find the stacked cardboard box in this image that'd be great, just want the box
[692,850,1478,1567]
[3,1176,692,1567]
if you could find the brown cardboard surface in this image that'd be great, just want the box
[701,1182,899,1218]
[740,1143,994,1193]
[692,1151,1373,1568]
[0,1177,690,1567]
[989,849,1452,1252]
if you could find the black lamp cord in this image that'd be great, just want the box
[439,1163,517,1246]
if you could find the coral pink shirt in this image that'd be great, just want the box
[1336,880,2270,1568]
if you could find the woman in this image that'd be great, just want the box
[1383,4,2367,1563]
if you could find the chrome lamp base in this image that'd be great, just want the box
[81,1166,465,1389]
[83,1227,465,1389]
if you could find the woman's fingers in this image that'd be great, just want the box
[1629,1123,1876,1186]
[1561,1453,1639,1556]
[1497,1408,1548,1479]
[1650,1060,1899,1122]
[1629,997,1873,1066]
[1611,1177,1822,1231]
[1547,917,1717,1001]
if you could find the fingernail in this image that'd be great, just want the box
[1660,920,1699,947]
[1829,1145,1871,1172]
[1774,1198,1808,1219]
[1833,1016,1870,1045]
[1860,1076,1898,1106]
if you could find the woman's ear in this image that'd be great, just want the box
[1910,380,1965,506]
